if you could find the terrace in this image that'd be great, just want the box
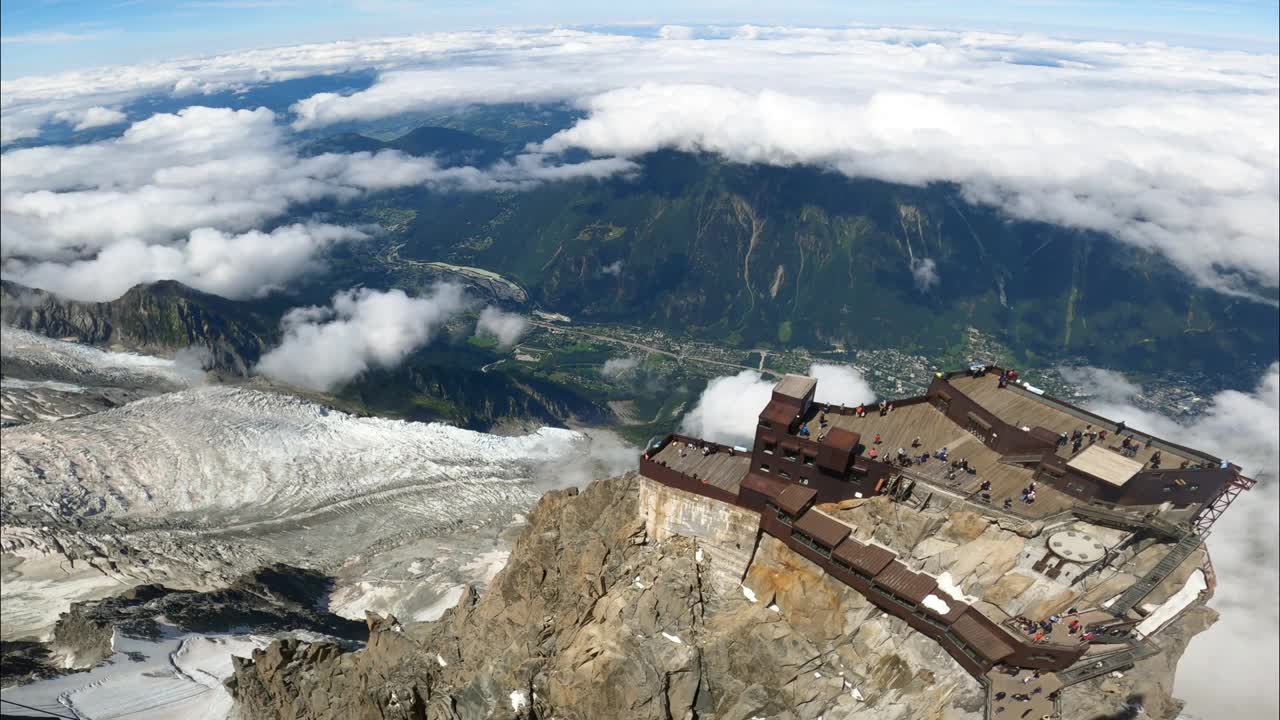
[948,374,1203,470]
[796,400,1079,519]
[649,438,751,497]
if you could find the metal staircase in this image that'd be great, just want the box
[1070,504,1184,541]
[1056,641,1161,686]
[1108,533,1204,617]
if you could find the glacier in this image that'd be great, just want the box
[2,381,636,640]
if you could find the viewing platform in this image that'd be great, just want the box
[639,365,1253,719]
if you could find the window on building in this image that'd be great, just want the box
[784,449,798,461]
[759,421,772,429]
[803,455,816,466]
[799,477,810,486]
[1189,484,1200,491]
[778,470,792,480]
[759,464,770,473]
[763,442,776,455]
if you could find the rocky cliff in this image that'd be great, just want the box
[225,474,1212,720]
[1,279,275,376]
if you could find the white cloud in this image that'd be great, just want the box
[681,364,874,445]
[4,223,363,302]
[1068,365,1279,720]
[679,370,776,447]
[255,285,468,390]
[808,362,877,407]
[600,260,624,276]
[1058,365,1142,403]
[4,28,1274,296]
[1,106,630,301]
[52,106,127,131]
[910,258,939,291]
[601,356,639,379]
[475,306,528,348]
[657,25,696,41]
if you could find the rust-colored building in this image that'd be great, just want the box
[639,366,1255,678]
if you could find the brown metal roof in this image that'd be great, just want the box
[741,472,788,500]
[760,399,797,427]
[776,484,817,516]
[874,561,938,605]
[950,609,1015,662]
[823,427,861,452]
[831,539,896,576]
[792,510,851,548]
[774,374,817,400]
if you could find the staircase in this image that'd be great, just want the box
[998,453,1046,466]
[1108,533,1204,617]
[1070,504,1184,541]
[1057,641,1161,686]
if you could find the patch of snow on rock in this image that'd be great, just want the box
[921,594,951,616]
[741,585,757,603]
[935,571,976,603]
[1137,569,1207,636]
[662,632,683,644]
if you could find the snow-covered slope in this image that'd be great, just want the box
[1,326,201,391]
[1,383,636,639]
[2,385,618,524]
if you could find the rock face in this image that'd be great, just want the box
[1,279,275,376]
[50,565,367,669]
[225,474,1212,720]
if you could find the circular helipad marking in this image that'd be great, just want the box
[1047,530,1105,563]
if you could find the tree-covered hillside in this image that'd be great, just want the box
[315,137,1276,376]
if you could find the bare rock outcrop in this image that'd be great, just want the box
[225,474,1213,720]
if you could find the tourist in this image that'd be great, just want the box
[980,480,992,492]
[1004,498,1014,510]
[874,433,882,444]
[888,402,895,413]
[868,448,878,459]
[912,436,922,448]
[855,404,866,417]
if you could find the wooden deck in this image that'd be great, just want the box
[949,375,1196,469]
[812,402,1078,519]
[652,441,751,496]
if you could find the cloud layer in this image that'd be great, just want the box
[1,105,628,301]
[4,224,364,302]
[4,27,1276,298]
[255,285,468,391]
[1066,365,1279,720]
[280,27,1279,297]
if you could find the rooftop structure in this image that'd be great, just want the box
[639,363,1255,716]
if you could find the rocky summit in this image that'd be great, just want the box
[225,473,1209,720]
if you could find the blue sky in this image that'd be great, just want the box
[2,0,1277,79]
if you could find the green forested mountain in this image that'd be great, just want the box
[318,142,1277,375]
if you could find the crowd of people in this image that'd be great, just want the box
[1011,610,1096,644]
